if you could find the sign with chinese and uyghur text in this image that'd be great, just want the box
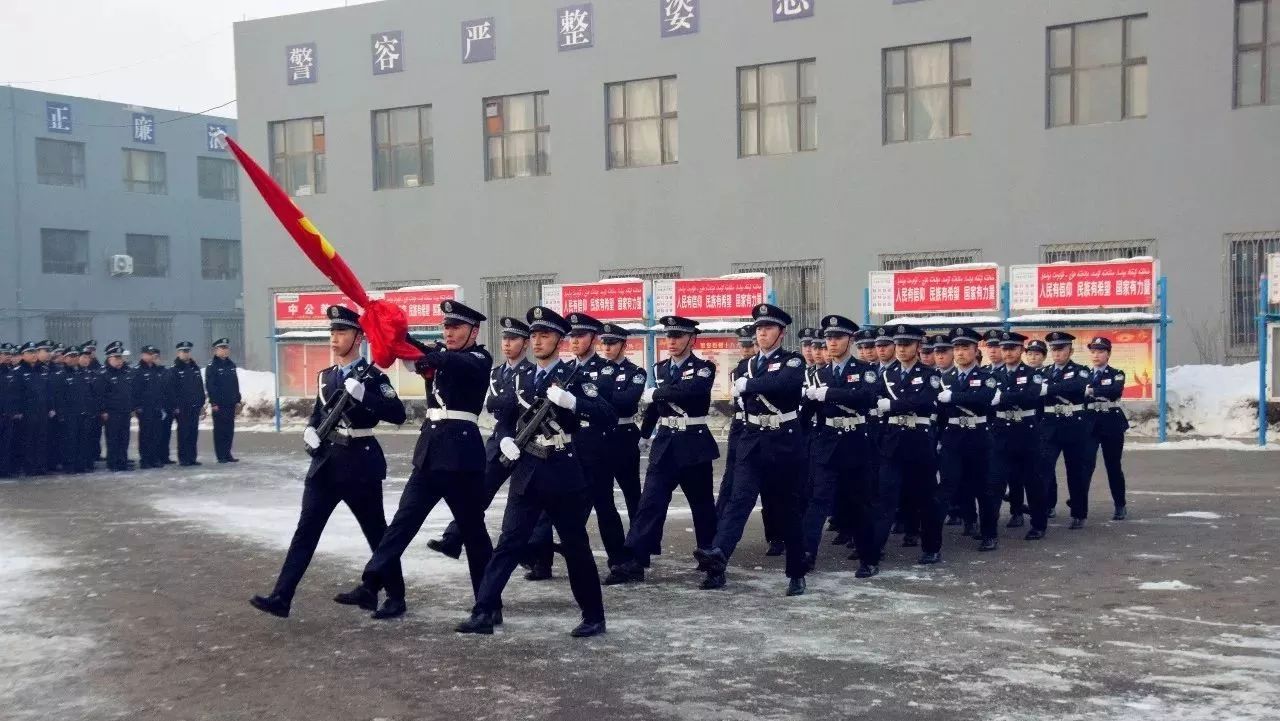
[541,281,648,321]
[1010,260,1157,310]
[274,287,461,328]
[868,265,1000,315]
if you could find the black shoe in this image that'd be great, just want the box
[846,547,860,561]
[826,519,839,532]
[699,572,726,590]
[190,461,202,466]
[493,609,504,626]
[426,538,463,560]
[455,611,496,635]
[163,459,176,465]
[216,459,230,464]
[962,521,978,538]
[1047,508,1057,519]
[570,619,607,638]
[1024,529,1046,541]
[693,547,727,575]
[765,540,785,557]
[249,594,290,618]
[901,534,919,548]
[332,585,378,611]
[786,577,807,597]
[371,597,406,620]
[855,563,880,579]
[831,533,852,546]
[1069,517,1085,530]
[891,521,905,534]
[944,514,963,527]
[524,565,553,581]
[178,461,196,467]
[1113,506,1128,521]
[917,552,941,565]
[978,538,999,552]
[227,457,239,462]
[1006,513,1025,529]
[603,562,644,586]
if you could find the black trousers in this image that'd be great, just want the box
[803,458,876,567]
[937,429,999,542]
[440,455,513,550]
[176,408,200,464]
[105,412,131,471]
[137,409,163,466]
[273,462,402,603]
[712,445,808,579]
[993,426,1048,532]
[160,411,174,461]
[610,428,643,520]
[1040,426,1094,520]
[1089,429,1127,509]
[624,461,716,566]
[362,468,492,601]
[212,406,235,461]
[47,417,65,471]
[530,459,630,568]
[874,434,936,563]
[0,416,15,477]
[716,437,783,544]
[21,415,49,475]
[60,413,85,473]
[474,482,604,623]
[81,416,101,471]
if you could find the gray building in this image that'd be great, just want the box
[0,87,244,361]
[233,0,1280,371]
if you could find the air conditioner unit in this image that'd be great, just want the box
[295,184,314,196]
[403,175,420,187]
[110,254,134,277]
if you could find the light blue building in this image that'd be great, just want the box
[0,87,244,361]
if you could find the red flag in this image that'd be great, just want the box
[221,134,421,367]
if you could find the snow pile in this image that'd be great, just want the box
[1167,511,1223,519]
[1160,362,1260,437]
[1138,580,1200,591]
[236,369,276,406]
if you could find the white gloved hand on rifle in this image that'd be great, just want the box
[638,437,652,453]
[805,386,828,402]
[641,387,656,404]
[344,376,365,402]
[500,437,521,462]
[990,389,1002,407]
[547,385,577,411]
[937,389,953,404]
[877,398,892,413]
[733,377,749,396]
[303,426,321,450]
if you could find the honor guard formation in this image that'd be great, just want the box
[1,338,242,478]
[237,302,1132,639]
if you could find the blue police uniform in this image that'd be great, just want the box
[935,328,1001,551]
[800,315,880,573]
[602,323,646,521]
[56,349,88,474]
[81,342,105,462]
[990,332,1052,537]
[99,343,134,472]
[461,306,611,637]
[0,346,18,477]
[1038,332,1095,528]
[46,348,68,472]
[76,350,104,473]
[206,340,240,463]
[354,301,495,616]
[171,342,207,466]
[874,325,942,565]
[1084,336,1130,520]
[605,316,719,584]
[133,349,168,469]
[433,317,536,557]
[16,342,54,476]
[696,304,810,595]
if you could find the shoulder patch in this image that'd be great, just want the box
[984,377,997,388]
[697,366,712,378]
[1033,374,1045,384]
[632,374,644,384]
[929,375,941,389]
[864,370,877,384]
[786,357,802,368]
[380,383,397,398]
[471,351,487,360]
[582,382,598,398]
[1115,372,1125,381]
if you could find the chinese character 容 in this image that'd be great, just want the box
[373,34,400,72]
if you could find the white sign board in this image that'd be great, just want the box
[1269,253,1280,305]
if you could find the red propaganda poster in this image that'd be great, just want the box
[1020,327,1155,400]
[652,275,770,320]
[868,265,1000,314]
[542,281,647,321]
[1009,260,1156,310]
[274,286,461,328]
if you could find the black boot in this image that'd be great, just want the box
[426,538,463,559]
[786,577,807,597]
[855,563,880,579]
[333,584,378,611]
[456,611,497,635]
[961,521,978,538]
[371,597,406,620]
[765,540,785,557]
[831,533,852,546]
[700,572,726,590]
[1069,517,1085,530]
[524,564,553,581]
[1112,506,1127,521]
[917,552,941,565]
[891,521,905,534]
[570,619,607,638]
[944,514,963,527]
[1006,513,1025,529]
[693,547,727,575]
[901,534,919,548]
[1024,528,1046,541]
[249,594,290,618]
[978,537,999,552]
[603,561,644,586]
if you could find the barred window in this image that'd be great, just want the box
[600,266,683,282]
[36,139,85,187]
[884,38,972,143]
[41,228,89,275]
[1048,15,1148,127]
[1225,232,1280,360]
[1235,0,1280,107]
[201,238,241,280]
[123,149,167,195]
[125,234,169,278]
[129,316,173,356]
[879,249,981,271]
[373,105,434,189]
[732,259,823,348]
[607,77,678,169]
[269,117,326,196]
[483,273,555,349]
[484,93,550,180]
[45,315,92,344]
[1040,240,1155,263]
[197,157,238,201]
[738,59,817,157]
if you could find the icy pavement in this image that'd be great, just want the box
[1,433,1278,720]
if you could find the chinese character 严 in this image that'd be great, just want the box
[465,21,492,60]
[775,0,812,17]
[560,7,591,47]
[373,34,400,72]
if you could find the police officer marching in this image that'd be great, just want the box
[251,306,407,619]
[338,300,492,620]
[990,331,1051,540]
[457,306,611,638]
[1084,336,1130,521]
[605,315,719,586]
[696,303,809,596]
[600,322,646,521]
[16,341,54,477]
[427,316,535,561]
[206,338,241,463]
[935,328,1001,553]
[1039,332,1094,529]
[171,342,207,466]
[714,325,756,528]
[99,342,134,472]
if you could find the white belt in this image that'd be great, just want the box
[886,415,932,428]
[745,411,799,429]
[427,409,479,423]
[946,416,988,428]
[1090,400,1121,412]
[617,416,639,426]
[658,416,709,430]
[535,433,572,448]
[1044,403,1085,417]
[867,408,882,418]
[823,416,865,430]
[335,427,375,438]
[995,409,1037,422]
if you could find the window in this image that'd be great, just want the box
[41,228,89,275]
[732,259,823,347]
[373,105,434,189]
[1225,232,1280,360]
[738,60,817,157]
[1040,239,1155,263]
[269,117,327,196]
[483,273,555,349]
[884,39,972,143]
[130,316,173,357]
[123,148,167,194]
[45,315,92,344]
[484,93,550,180]
[1235,0,1280,107]
[204,317,244,365]
[197,157,238,201]
[36,139,85,187]
[1048,15,1148,127]
[607,77,678,169]
[125,234,169,278]
[201,238,241,280]
[879,249,981,271]
[600,266,682,282]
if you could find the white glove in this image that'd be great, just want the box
[641,387,656,404]
[547,385,576,411]
[877,398,891,412]
[990,389,1002,407]
[344,376,366,402]
[499,437,521,462]
[1039,383,1049,396]
[805,386,828,402]
[638,437,652,453]
[1084,385,1095,397]
[937,389,953,404]
[303,426,321,450]
[733,377,749,395]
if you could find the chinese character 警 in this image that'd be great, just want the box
[289,45,315,82]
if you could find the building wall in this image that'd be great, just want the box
[233,0,1280,370]
[1,87,243,357]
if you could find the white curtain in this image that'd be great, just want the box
[626,79,661,166]
[760,64,796,154]
[908,43,949,140]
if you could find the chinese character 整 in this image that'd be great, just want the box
[558,4,594,50]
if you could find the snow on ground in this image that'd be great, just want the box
[1138,581,1200,591]
[1130,439,1280,451]
[1167,512,1224,520]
